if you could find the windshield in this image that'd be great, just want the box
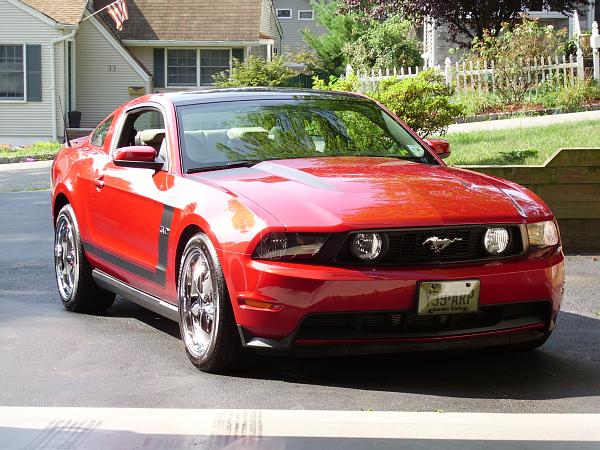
[176,97,436,172]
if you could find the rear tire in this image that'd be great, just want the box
[177,232,242,373]
[54,204,115,313]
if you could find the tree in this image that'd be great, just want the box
[342,16,422,71]
[342,0,581,43]
[302,0,367,76]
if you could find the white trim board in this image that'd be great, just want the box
[123,40,263,47]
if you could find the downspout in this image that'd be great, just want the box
[50,27,77,142]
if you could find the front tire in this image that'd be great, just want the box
[178,233,242,373]
[54,204,115,313]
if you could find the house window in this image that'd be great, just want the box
[0,45,25,100]
[277,9,292,19]
[298,10,314,20]
[167,49,197,87]
[200,49,230,86]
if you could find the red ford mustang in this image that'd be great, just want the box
[51,88,564,372]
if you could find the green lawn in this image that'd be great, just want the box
[0,141,61,159]
[444,120,600,166]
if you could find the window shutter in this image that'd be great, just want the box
[26,44,42,102]
[153,48,165,88]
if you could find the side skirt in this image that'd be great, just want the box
[92,269,179,323]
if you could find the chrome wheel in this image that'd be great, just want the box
[54,214,79,300]
[179,244,218,359]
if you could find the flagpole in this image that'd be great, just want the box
[80,0,120,22]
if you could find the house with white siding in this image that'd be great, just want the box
[0,0,282,145]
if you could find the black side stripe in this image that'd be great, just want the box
[83,205,175,287]
[156,205,174,286]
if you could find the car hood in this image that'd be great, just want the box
[194,157,550,229]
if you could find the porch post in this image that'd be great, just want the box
[592,22,600,81]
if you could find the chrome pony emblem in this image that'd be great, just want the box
[423,236,462,253]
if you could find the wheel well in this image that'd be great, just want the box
[175,224,203,286]
[53,193,69,225]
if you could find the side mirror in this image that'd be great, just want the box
[113,145,164,171]
[424,139,451,159]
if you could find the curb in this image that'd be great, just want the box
[0,154,56,165]
[455,103,600,124]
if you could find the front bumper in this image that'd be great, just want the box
[225,248,564,351]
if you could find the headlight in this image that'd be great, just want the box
[350,232,385,261]
[253,232,327,260]
[484,227,510,255]
[527,220,559,247]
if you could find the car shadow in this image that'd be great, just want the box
[103,296,181,339]
[231,311,600,402]
[100,298,600,403]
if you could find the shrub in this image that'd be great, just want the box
[312,74,361,92]
[373,69,464,137]
[286,49,324,75]
[213,56,298,87]
[342,16,421,71]
[535,80,600,112]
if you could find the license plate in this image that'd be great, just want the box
[417,280,480,316]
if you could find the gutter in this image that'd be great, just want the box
[50,26,78,142]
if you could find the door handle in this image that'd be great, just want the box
[94,176,105,190]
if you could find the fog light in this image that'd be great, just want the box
[350,233,384,261]
[484,228,510,255]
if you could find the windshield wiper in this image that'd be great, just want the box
[186,160,263,174]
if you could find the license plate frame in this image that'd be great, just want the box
[417,279,480,316]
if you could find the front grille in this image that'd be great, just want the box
[336,225,523,265]
[295,301,550,341]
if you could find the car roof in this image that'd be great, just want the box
[163,87,370,107]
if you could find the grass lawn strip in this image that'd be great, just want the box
[0,142,61,161]
[445,119,600,166]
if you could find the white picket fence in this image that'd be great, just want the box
[452,52,584,93]
[351,19,600,94]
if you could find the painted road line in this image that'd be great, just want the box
[0,408,599,449]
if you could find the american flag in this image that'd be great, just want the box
[107,0,129,31]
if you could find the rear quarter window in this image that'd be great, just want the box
[90,116,114,147]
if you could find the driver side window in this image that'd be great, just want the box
[115,108,168,166]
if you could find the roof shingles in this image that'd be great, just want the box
[22,0,88,25]
[92,0,264,41]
